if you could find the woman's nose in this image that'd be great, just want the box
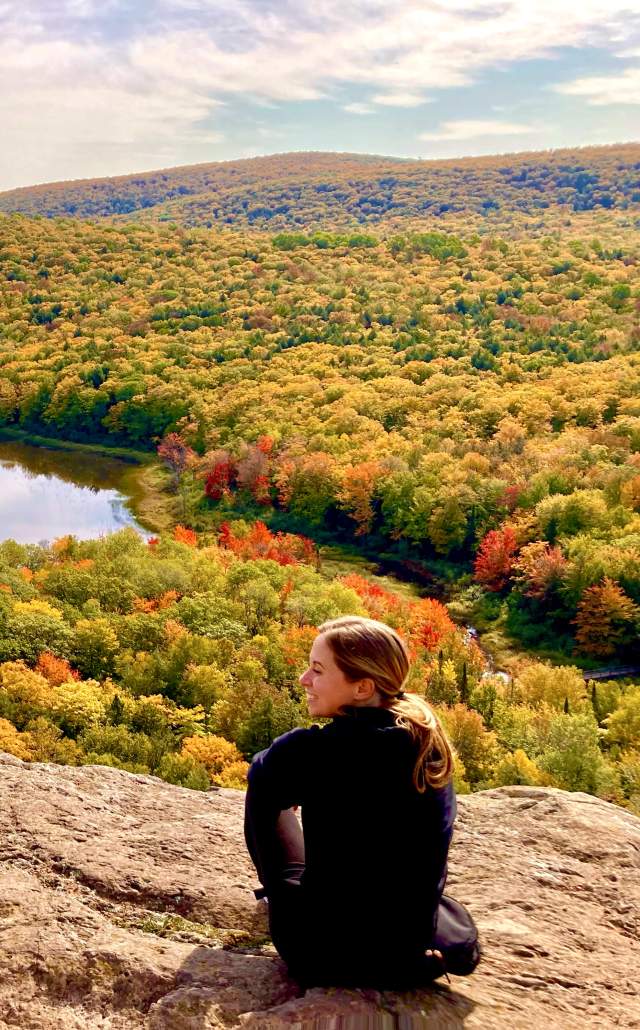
[299,668,312,686]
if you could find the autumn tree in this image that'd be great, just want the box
[36,652,79,686]
[474,526,519,591]
[337,461,382,536]
[157,432,197,521]
[0,717,32,760]
[218,521,315,566]
[514,662,587,712]
[604,688,640,750]
[204,450,237,501]
[410,598,457,654]
[512,541,567,601]
[181,733,249,788]
[438,705,499,785]
[492,749,543,787]
[620,474,640,513]
[236,436,274,505]
[574,578,638,657]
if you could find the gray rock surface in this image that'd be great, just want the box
[0,751,639,1028]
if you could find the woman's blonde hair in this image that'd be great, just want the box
[316,615,454,791]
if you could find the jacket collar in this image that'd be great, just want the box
[335,705,397,726]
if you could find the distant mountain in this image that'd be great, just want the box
[1,144,639,231]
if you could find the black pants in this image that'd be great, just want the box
[244,768,444,989]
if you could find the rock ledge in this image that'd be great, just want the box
[1,752,639,1028]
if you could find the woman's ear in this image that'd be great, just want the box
[354,677,377,702]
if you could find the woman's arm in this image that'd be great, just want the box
[244,726,318,894]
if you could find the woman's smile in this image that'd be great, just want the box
[299,635,379,717]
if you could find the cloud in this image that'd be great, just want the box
[123,2,640,108]
[2,0,640,186]
[372,92,429,107]
[343,102,374,114]
[418,119,538,142]
[554,65,640,105]
[255,125,287,139]
[0,33,224,188]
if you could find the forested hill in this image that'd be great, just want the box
[1,143,640,231]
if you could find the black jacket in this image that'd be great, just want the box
[247,705,456,986]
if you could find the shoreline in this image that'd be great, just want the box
[0,425,151,464]
[0,426,175,536]
[1,427,634,679]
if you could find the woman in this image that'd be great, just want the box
[244,615,459,989]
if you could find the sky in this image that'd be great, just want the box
[1,0,640,192]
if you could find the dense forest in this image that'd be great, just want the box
[1,204,639,660]
[0,144,639,808]
[1,144,639,231]
[0,528,637,813]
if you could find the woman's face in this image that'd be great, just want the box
[299,634,372,718]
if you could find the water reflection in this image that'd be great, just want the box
[0,439,149,544]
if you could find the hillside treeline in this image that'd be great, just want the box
[1,144,639,230]
[0,528,637,813]
[1,212,639,657]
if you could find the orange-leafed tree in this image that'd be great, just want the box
[574,578,638,657]
[280,625,318,678]
[36,652,80,686]
[409,597,457,654]
[338,461,382,536]
[474,526,519,591]
[272,456,296,508]
[218,521,316,566]
[173,525,198,547]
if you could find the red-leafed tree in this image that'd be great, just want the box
[474,526,519,591]
[338,573,403,622]
[499,484,524,514]
[204,450,237,501]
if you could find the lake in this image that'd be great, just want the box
[0,438,150,544]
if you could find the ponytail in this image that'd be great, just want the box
[388,691,453,791]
